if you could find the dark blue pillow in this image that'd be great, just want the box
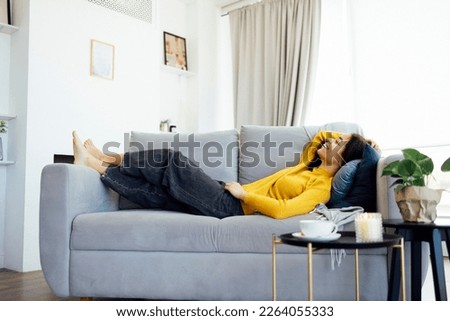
[327,144,380,211]
[328,159,361,206]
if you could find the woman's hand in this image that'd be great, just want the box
[224,182,247,200]
[366,138,381,153]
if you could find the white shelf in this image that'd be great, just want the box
[0,114,16,121]
[0,161,14,166]
[0,22,19,35]
[161,65,195,77]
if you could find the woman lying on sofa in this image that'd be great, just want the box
[72,130,374,219]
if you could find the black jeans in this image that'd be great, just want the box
[100,149,244,218]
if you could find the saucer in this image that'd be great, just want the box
[291,232,341,242]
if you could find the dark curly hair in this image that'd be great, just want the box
[308,133,367,169]
[341,133,367,164]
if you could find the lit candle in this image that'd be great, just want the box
[355,213,383,242]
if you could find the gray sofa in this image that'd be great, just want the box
[39,122,426,300]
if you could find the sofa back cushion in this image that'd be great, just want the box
[129,129,239,183]
[328,159,361,205]
[238,122,363,184]
[327,144,380,212]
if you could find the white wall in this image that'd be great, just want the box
[158,0,234,133]
[0,32,12,268]
[5,0,161,271]
[159,0,192,131]
[0,34,10,114]
[4,0,30,271]
[192,0,234,132]
[2,0,226,271]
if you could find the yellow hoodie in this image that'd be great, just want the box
[241,131,342,219]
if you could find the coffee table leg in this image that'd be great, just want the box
[272,234,277,301]
[388,244,401,300]
[355,248,360,301]
[400,238,406,301]
[308,242,313,301]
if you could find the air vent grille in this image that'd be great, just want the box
[88,0,154,24]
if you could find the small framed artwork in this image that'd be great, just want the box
[0,0,11,25]
[163,32,188,71]
[90,39,115,80]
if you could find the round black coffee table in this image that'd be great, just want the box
[384,218,450,301]
[272,231,405,301]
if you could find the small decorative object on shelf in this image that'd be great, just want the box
[160,119,170,132]
[382,148,448,222]
[159,120,177,133]
[0,120,6,161]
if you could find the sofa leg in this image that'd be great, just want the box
[80,297,93,301]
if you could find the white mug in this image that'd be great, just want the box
[299,220,338,237]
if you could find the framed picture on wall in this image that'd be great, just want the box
[90,39,115,80]
[163,32,188,71]
[0,0,11,25]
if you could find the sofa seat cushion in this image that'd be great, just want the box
[71,210,386,273]
[71,210,219,253]
[72,210,348,254]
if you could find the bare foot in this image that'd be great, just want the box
[73,131,90,166]
[84,138,122,165]
[83,139,103,160]
[72,131,106,174]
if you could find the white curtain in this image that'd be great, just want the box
[229,0,321,128]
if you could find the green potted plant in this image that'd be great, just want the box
[0,120,7,134]
[382,148,448,222]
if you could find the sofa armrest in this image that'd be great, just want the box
[39,164,119,297]
[376,155,403,220]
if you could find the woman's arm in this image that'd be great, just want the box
[301,131,343,165]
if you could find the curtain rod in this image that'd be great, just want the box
[221,0,263,17]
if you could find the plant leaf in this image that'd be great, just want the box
[411,177,426,187]
[397,159,421,179]
[402,148,434,176]
[442,157,450,172]
[382,160,400,177]
[417,157,434,175]
[402,148,430,162]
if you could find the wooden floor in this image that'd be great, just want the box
[0,269,75,301]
